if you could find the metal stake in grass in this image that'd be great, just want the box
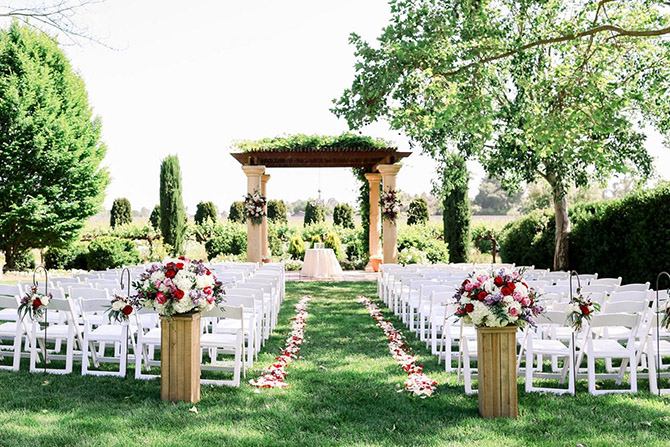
[569,270,581,394]
[120,267,132,380]
[33,265,49,374]
[655,272,670,397]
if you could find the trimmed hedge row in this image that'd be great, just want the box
[500,185,670,284]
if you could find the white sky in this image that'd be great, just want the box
[25,1,670,212]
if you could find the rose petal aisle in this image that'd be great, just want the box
[358,295,437,398]
[250,295,311,389]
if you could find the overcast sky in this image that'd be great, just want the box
[14,1,670,212]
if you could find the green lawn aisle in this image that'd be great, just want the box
[0,282,668,446]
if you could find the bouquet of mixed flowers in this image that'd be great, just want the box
[379,188,401,224]
[106,295,138,323]
[133,257,225,317]
[661,300,670,330]
[18,286,52,321]
[244,191,267,225]
[565,291,600,331]
[454,268,544,328]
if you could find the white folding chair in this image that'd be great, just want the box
[29,297,82,375]
[213,295,258,368]
[0,295,24,371]
[201,305,245,387]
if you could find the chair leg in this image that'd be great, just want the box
[587,354,596,395]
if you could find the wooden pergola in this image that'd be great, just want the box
[230,146,411,266]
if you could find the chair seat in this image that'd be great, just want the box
[644,339,670,356]
[589,339,631,357]
[201,333,238,348]
[89,324,128,341]
[531,339,570,354]
[0,309,17,321]
[216,317,254,333]
[140,327,161,344]
[0,322,20,337]
[36,324,75,338]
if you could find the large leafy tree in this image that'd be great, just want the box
[0,23,108,268]
[334,0,670,270]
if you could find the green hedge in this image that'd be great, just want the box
[86,237,140,271]
[205,223,247,259]
[45,243,88,270]
[398,223,449,264]
[500,185,670,284]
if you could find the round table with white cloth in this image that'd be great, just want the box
[301,248,343,279]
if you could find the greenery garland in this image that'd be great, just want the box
[232,133,393,152]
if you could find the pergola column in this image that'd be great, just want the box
[364,173,382,271]
[261,174,270,259]
[377,163,403,264]
[242,165,266,263]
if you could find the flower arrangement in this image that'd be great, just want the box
[565,290,600,331]
[106,295,137,323]
[133,257,225,317]
[250,295,311,389]
[244,191,267,225]
[358,295,437,398]
[18,286,52,320]
[454,268,544,328]
[661,301,670,330]
[379,188,401,224]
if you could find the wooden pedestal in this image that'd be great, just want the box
[477,325,518,418]
[161,313,201,403]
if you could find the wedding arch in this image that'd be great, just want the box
[230,135,411,267]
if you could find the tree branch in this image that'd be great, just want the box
[436,24,670,78]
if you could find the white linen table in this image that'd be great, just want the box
[301,248,343,279]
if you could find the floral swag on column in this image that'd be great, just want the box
[244,190,267,225]
[379,188,401,224]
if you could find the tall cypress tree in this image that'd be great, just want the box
[110,198,132,228]
[159,156,186,255]
[441,153,470,263]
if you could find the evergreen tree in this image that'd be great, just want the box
[407,198,430,226]
[194,201,217,225]
[159,155,186,255]
[267,199,288,223]
[0,24,109,268]
[228,201,245,223]
[149,205,161,230]
[333,203,355,229]
[441,154,470,263]
[304,201,326,226]
[110,198,132,228]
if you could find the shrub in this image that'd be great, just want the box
[204,223,247,259]
[267,200,288,223]
[407,198,430,225]
[86,237,140,270]
[304,201,326,225]
[12,249,36,271]
[110,198,132,228]
[285,259,303,271]
[333,203,355,228]
[339,259,356,270]
[288,234,306,260]
[149,205,161,230]
[398,223,449,264]
[269,232,284,257]
[471,224,501,254]
[324,232,344,259]
[228,201,245,223]
[45,244,88,270]
[194,201,217,225]
[398,247,429,265]
[159,155,187,255]
[309,234,323,248]
[499,209,555,269]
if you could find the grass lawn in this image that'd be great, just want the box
[1,281,669,446]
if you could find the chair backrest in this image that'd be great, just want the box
[617,283,650,293]
[544,271,570,283]
[603,300,647,314]
[226,288,262,301]
[523,269,549,280]
[430,291,454,309]
[588,312,640,329]
[591,277,622,287]
[221,295,255,310]
[69,287,109,301]
[527,280,551,292]
[0,284,21,297]
[0,295,19,310]
[202,304,244,322]
[537,310,570,327]
[241,281,272,294]
[581,284,617,295]
[543,285,572,296]
[608,290,648,303]
[408,278,434,291]
[74,273,101,281]
[52,277,80,285]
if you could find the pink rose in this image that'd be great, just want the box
[509,307,519,317]
[521,297,531,307]
[464,283,475,292]
[477,275,488,284]
[156,292,166,304]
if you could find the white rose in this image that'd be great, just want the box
[40,296,50,306]
[515,283,528,296]
[470,302,492,326]
[151,271,166,282]
[112,300,125,311]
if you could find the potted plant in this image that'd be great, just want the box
[454,268,544,418]
[369,255,383,272]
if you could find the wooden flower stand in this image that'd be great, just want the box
[476,325,518,418]
[161,313,201,403]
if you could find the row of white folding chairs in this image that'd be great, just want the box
[0,293,247,387]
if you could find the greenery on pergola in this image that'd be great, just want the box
[231,133,392,152]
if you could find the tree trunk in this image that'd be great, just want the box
[3,246,15,271]
[552,187,571,271]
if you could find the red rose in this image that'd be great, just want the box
[206,269,211,276]
[165,269,176,278]
[175,289,185,300]
[456,307,465,315]
[178,256,187,261]
[203,287,213,295]
[156,292,166,304]
[580,305,590,316]
[501,286,512,296]
[176,262,184,270]
[33,298,42,309]
[494,277,505,287]
[122,305,133,315]
[507,282,516,291]
[465,303,475,313]
[477,291,487,301]
[462,279,470,287]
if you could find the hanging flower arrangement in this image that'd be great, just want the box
[18,286,52,320]
[250,295,311,389]
[379,188,401,224]
[244,190,267,225]
[106,295,138,323]
[565,291,600,331]
[358,295,437,398]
